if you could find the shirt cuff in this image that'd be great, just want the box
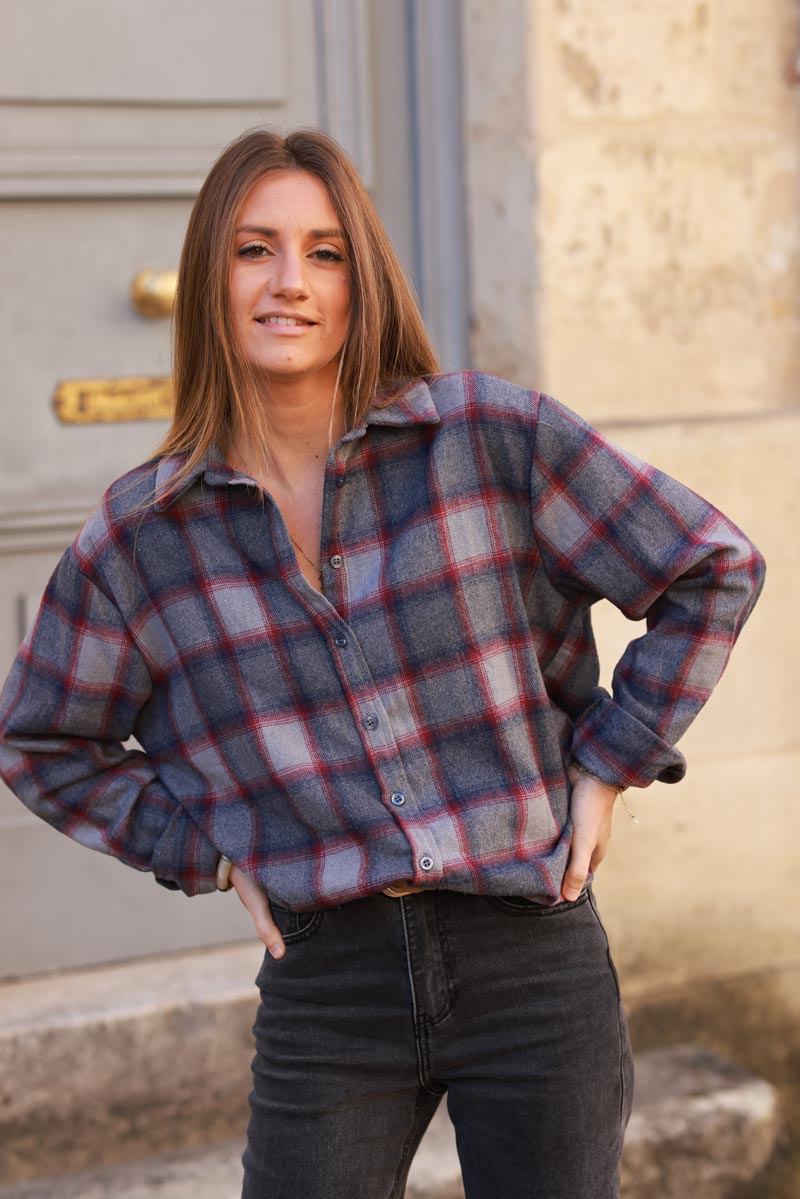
[150,806,220,896]
[570,688,687,789]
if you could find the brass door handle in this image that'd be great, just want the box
[130,269,178,318]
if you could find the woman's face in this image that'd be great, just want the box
[229,169,351,394]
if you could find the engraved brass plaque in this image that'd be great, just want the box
[53,377,175,424]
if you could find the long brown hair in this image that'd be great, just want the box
[152,126,440,498]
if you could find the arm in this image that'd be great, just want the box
[0,546,219,895]
[530,392,766,790]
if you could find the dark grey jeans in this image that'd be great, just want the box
[242,887,634,1199]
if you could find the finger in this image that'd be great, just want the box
[250,896,286,960]
[231,868,286,959]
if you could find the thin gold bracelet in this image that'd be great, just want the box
[570,760,640,823]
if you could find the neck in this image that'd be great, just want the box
[226,372,348,492]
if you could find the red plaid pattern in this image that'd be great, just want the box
[0,373,765,908]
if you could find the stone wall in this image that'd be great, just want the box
[461,0,800,1068]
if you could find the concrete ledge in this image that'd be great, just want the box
[0,947,782,1195]
[0,942,263,1184]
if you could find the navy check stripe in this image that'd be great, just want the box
[0,373,765,907]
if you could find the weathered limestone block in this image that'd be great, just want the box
[595,751,800,1000]
[553,2,714,120]
[621,1046,781,1199]
[719,11,800,116]
[461,0,540,384]
[536,132,800,422]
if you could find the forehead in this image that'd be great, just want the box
[237,169,339,229]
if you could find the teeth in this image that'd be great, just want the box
[260,316,311,326]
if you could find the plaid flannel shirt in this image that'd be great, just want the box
[0,373,766,909]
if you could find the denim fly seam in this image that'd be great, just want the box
[398,895,452,1096]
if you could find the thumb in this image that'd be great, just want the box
[561,827,591,901]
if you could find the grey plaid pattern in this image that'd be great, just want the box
[0,373,765,909]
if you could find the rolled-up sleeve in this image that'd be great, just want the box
[0,546,219,895]
[530,392,766,788]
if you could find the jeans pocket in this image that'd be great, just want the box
[268,903,325,945]
[484,888,590,917]
[254,906,326,990]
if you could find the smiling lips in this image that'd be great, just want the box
[255,314,317,329]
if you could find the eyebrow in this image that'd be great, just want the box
[235,225,345,240]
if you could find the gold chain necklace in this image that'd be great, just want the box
[288,532,323,584]
[227,445,323,586]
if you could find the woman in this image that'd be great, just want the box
[0,128,766,1198]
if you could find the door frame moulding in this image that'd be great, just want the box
[314,0,375,190]
[405,0,470,372]
[0,502,90,556]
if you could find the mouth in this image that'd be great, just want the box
[255,315,317,328]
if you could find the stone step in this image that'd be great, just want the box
[0,1046,781,1199]
[0,943,265,1185]
[0,1104,461,1199]
[621,1045,782,1199]
[0,947,782,1198]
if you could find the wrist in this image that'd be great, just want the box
[569,759,640,823]
[569,758,626,794]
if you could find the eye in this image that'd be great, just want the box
[237,242,271,259]
[312,248,345,263]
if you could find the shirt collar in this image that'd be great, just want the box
[152,444,233,512]
[152,376,440,511]
[362,376,441,428]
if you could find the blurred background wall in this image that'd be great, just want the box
[0,0,796,1090]
[461,0,799,1096]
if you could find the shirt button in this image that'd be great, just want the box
[419,856,434,871]
[334,635,348,648]
[362,714,379,731]
[390,792,406,806]
[330,554,343,569]
[336,476,346,489]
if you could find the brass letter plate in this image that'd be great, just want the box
[54,377,174,424]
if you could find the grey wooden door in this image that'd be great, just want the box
[0,0,467,977]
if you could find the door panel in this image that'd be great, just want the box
[0,0,455,977]
[0,198,191,500]
[0,0,318,197]
[2,0,290,103]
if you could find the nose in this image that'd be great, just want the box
[268,246,309,299]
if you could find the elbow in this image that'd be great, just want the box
[752,545,767,593]
[725,536,766,632]
[739,537,766,607]
[0,724,22,790]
